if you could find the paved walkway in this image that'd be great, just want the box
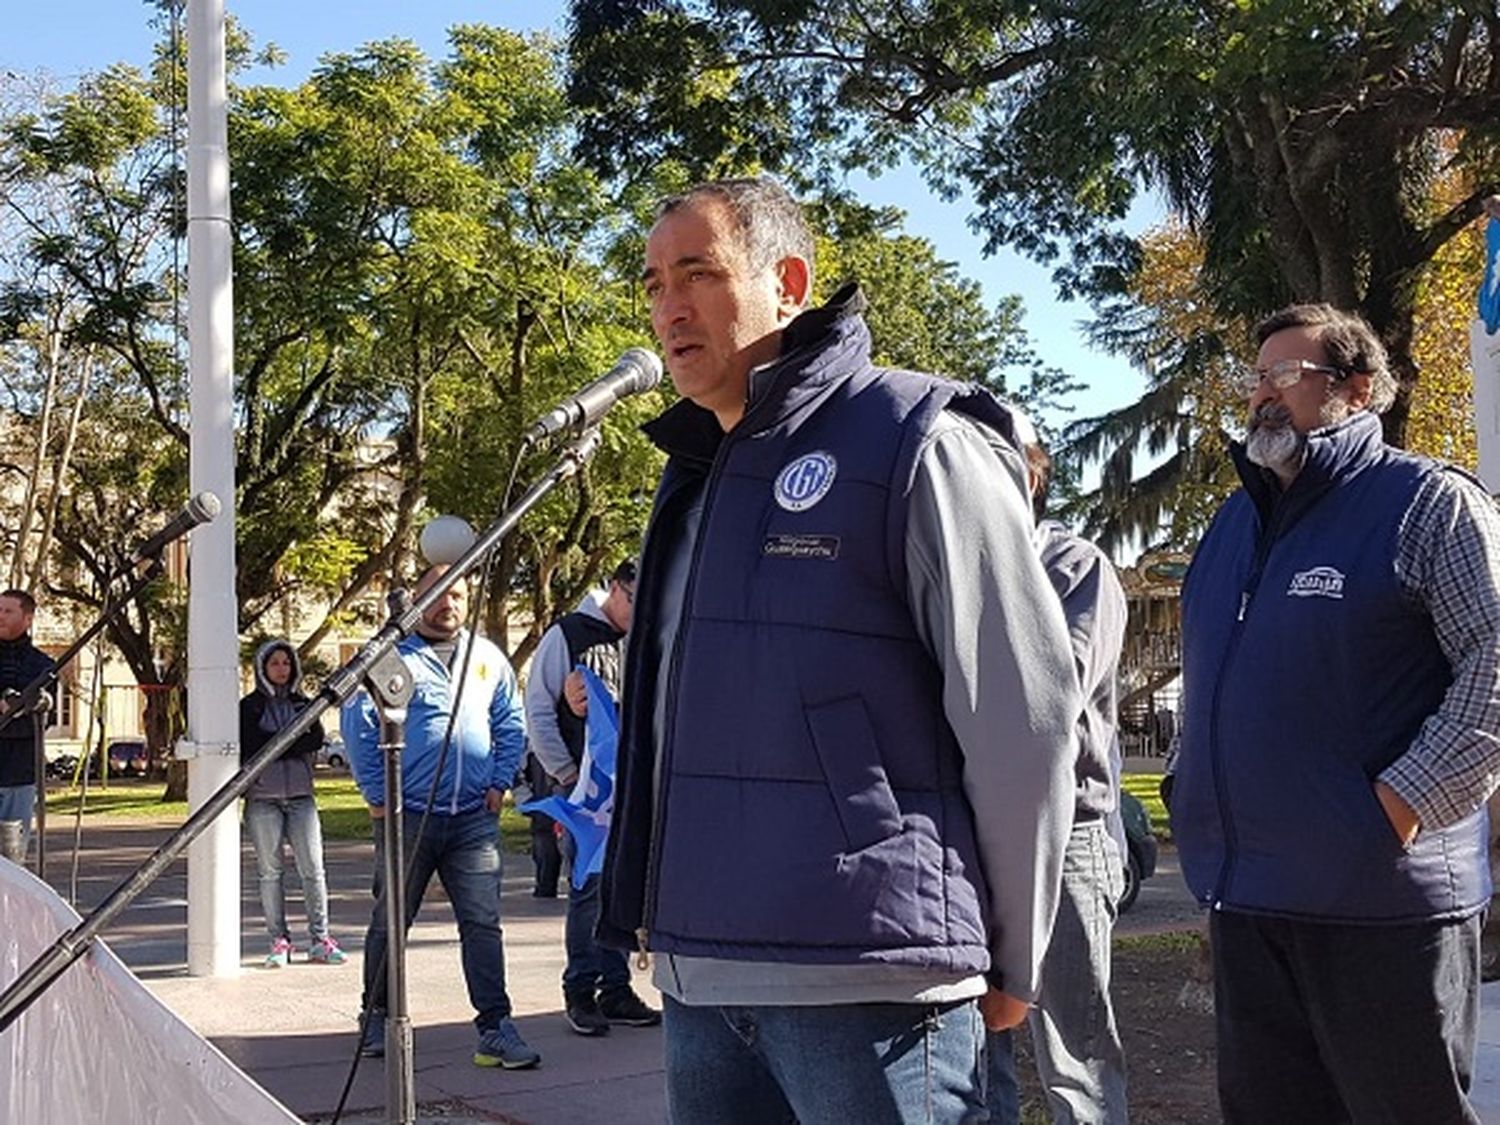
[54,819,666,1124]
[31,815,1500,1123]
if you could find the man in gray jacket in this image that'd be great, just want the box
[524,561,659,1036]
[989,435,1130,1124]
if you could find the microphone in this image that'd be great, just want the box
[527,348,663,442]
[126,491,222,567]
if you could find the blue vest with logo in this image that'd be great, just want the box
[1171,411,1490,921]
[599,291,1023,975]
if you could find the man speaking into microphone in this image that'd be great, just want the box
[598,176,1080,1122]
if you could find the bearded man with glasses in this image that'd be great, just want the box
[1170,303,1500,1124]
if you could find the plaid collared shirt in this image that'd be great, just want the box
[1377,469,1500,830]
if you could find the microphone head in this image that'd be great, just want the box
[420,515,477,565]
[620,347,664,393]
[189,491,222,523]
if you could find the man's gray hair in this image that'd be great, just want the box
[1252,303,1398,414]
[657,177,815,288]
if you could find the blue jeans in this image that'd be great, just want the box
[987,1030,1022,1125]
[360,806,514,1031]
[988,819,1127,1124]
[663,995,988,1124]
[0,783,36,859]
[560,829,629,999]
[1212,909,1481,1124]
[245,795,331,944]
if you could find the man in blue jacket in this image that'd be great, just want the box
[345,564,538,1070]
[1170,303,1500,1123]
[602,176,1081,1122]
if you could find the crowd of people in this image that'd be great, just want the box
[2,173,1498,1124]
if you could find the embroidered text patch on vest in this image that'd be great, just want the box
[774,451,837,511]
[1286,566,1345,599]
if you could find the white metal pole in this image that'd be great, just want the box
[185,0,241,977]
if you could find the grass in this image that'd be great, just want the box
[1114,928,1204,955]
[44,774,533,852]
[1122,770,1171,842]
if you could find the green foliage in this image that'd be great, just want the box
[1,13,1081,683]
[568,0,1500,538]
[813,198,1081,425]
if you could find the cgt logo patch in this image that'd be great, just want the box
[774,451,837,512]
[1287,566,1345,600]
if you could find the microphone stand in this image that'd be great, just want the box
[0,557,168,880]
[0,429,603,1125]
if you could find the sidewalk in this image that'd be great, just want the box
[40,816,1500,1123]
[55,820,667,1123]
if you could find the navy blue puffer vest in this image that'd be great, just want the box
[599,289,1020,974]
[1171,412,1490,922]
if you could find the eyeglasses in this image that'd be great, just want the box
[1237,359,1346,395]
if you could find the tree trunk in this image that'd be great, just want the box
[147,684,188,802]
[28,349,91,594]
[10,312,63,589]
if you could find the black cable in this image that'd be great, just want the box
[329,439,533,1124]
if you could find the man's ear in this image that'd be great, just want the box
[1341,372,1374,413]
[776,255,811,320]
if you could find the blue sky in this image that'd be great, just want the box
[3,0,1151,427]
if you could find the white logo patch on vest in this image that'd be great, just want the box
[774,451,838,512]
[1287,566,1345,600]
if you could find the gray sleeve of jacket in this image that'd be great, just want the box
[904,411,1082,1002]
[1041,530,1128,706]
[522,623,579,785]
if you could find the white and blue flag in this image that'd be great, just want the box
[1482,218,1500,335]
[518,665,617,890]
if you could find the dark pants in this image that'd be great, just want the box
[563,872,630,999]
[1211,909,1481,1125]
[361,807,513,1032]
[559,828,629,999]
[529,812,561,896]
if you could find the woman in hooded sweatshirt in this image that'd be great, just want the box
[240,639,344,967]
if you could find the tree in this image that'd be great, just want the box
[0,15,1085,779]
[1070,203,1486,556]
[812,198,1080,426]
[567,2,1500,449]
[1062,219,1247,554]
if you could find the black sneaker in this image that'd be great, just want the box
[565,992,611,1036]
[359,1011,386,1058]
[598,986,662,1027]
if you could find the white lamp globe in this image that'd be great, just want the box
[419,515,477,566]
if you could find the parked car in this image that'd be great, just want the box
[1118,790,1159,914]
[316,735,348,770]
[106,739,149,778]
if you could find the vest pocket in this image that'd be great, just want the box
[805,695,904,852]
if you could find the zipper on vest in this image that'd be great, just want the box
[642,432,741,941]
[1208,503,1286,903]
[635,927,650,970]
